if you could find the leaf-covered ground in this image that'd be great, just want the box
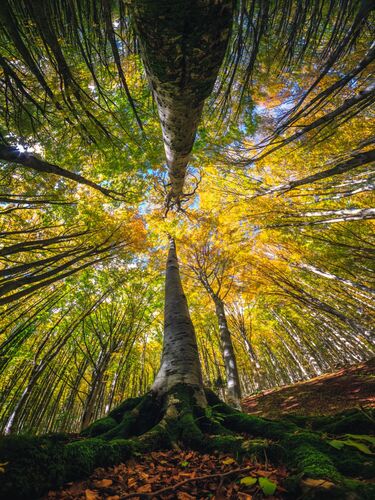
[43,450,287,499]
[242,358,375,418]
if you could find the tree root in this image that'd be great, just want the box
[1,385,375,499]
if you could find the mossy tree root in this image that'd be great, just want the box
[1,386,375,499]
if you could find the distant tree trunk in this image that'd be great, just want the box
[152,239,206,407]
[212,296,242,408]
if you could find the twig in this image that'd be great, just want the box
[120,466,255,498]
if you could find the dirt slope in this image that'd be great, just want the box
[242,358,375,418]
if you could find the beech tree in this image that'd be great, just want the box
[0,1,374,498]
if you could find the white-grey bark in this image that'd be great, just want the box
[131,0,233,207]
[152,239,206,405]
[213,296,242,408]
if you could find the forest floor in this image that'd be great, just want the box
[242,357,375,418]
[42,359,375,500]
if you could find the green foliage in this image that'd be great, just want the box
[258,476,277,495]
[240,476,257,486]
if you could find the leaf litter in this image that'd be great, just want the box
[44,450,288,499]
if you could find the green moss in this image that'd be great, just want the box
[65,438,102,479]
[209,435,244,455]
[178,412,205,448]
[108,396,143,421]
[342,479,375,499]
[333,450,375,478]
[65,437,135,479]
[0,434,66,500]
[284,409,375,435]
[290,443,341,481]
[102,393,162,440]
[82,416,117,437]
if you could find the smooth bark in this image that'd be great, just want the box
[213,296,242,407]
[152,239,205,405]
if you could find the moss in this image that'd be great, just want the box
[289,443,341,482]
[65,438,102,479]
[178,412,205,448]
[65,437,134,480]
[209,435,244,455]
[284,409,375,435]
[242,438,271,460]
[0,434,66,500]
[107,396,143,422]
[334,452,375,478]
[342,479,375,500]
[101,393,162,440]
[82,416,117,437]
[317,410,375,435]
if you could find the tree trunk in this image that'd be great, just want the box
[130,0,233,206]
[151,238,206,406]
[213,297,242,408]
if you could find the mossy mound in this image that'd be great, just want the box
[1,386,374,499]
[0,434,135,499]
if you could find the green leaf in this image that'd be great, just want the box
[328,439,345,450]
[345,434,375,445]
[180,461,189,467]
[240,476,257,486]
[328,438,373,455]
[345,440,373,455]
[259,477,277,496]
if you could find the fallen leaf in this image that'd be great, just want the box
[177,492,196,499]
[94,478,113,488]
[0,462,8,473]
[240,476,257,487]
[136,483,152,493]
[301,478,336,490]
[222,457,235,465]
[258,477,277,496]
[237,493,253,499]
[85,489,99,500]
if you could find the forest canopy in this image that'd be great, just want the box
[0,2,374,498]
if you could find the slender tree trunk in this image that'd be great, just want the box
[213,297,242,408]
[152,239,206,406]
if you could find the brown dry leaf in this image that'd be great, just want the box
[85,489,99,500]
[301,478,336,490]
[106,496,120,500]
[238,493,253,500]
[94,478,113,488]
[177,492,196,499]
[128,477,137,488]
[136,483,152,493]
[256,470,273,477]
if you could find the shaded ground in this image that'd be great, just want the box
[44,450,287,499]
[242,358,375,419]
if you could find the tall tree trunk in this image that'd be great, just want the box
[130,0,233,207]
[152,239,206,406]
[213,296,242,408]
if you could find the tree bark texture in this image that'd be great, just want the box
[213,296,242,407]
[130,0,233,206]
[152,239,206,405]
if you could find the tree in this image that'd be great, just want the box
[0,1,374,499]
